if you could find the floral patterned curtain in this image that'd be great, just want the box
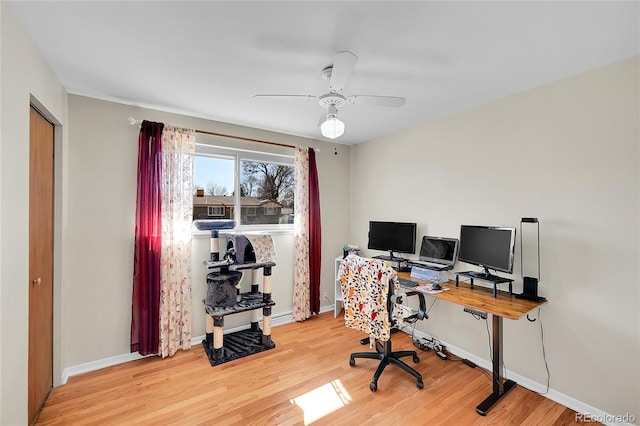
[158,126,195,357]
[292,147,311,321]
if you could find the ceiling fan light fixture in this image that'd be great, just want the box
[253,51,405,141]
[320,116,345,139]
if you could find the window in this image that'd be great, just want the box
[207,206,224,217]
[194,144,295,228]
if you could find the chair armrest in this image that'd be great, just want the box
[400,290,428,321]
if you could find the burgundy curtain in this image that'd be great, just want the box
[131,120,164,355]
[308,147,321,314]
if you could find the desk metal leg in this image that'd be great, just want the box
[476,315,517,416]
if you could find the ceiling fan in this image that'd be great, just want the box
[254,51,406,139]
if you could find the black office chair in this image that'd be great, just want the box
[338,254,427,391]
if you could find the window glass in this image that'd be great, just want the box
[193,144,294,228]
[194,155,235,221]
[239,160,294,225]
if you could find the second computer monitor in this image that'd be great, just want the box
[419,236,459,268]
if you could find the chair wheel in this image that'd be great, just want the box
[417,381,424,389]
[349,358,355,367]
[370,381,377,392]
[413,355,420,363]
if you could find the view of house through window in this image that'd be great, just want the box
[193,145,295,227]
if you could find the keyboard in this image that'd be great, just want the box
[398,278,419,288]
[410,260,448,270]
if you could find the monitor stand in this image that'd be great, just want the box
[467,268,503,283]
[373,251,407,262]
[373,252,411,272]
[455,269,514,298]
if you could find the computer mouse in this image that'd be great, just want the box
[432,283,442,290]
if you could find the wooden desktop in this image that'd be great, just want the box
[397,271,548,416]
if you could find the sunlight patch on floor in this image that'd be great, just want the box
[290,380,352,425]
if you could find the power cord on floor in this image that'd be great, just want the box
[437,346,494,382]
[412,335,448,360]
[410,329,496,382]
[442,313,500,384]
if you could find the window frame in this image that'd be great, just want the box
[195,143,295,232]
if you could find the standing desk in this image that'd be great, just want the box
[397,271,548,416]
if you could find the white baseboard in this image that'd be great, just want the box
[61,308,332,385]
[61,351,152,385]
[402,327,634,426]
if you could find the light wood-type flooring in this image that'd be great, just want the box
[36,312,594,425]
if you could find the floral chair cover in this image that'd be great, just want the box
[338,254,404,347]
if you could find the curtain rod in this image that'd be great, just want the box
[128,117,317,151]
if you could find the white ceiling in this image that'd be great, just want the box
[7,1,639,145]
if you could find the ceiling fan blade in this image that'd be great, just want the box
[328,51,358,93]
[317,111,327,127]
[346,95,406,107]
[254,94,318,101]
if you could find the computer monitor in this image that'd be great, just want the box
[367,221,417,259]
[458,225,516,278]
[419,236,459,267]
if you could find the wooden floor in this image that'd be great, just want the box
[37,312,592,425]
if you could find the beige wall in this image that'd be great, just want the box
[0,4,69,424]
[350,57,639,418]
[3,1,638,421]
[64,95,351,367]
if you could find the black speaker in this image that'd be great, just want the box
[523,276,538,296]
[516,276,545,301]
